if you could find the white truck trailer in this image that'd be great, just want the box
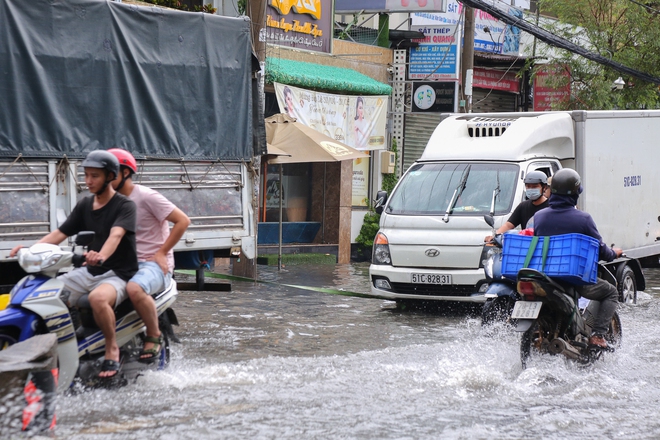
[369,110,657,304]
[0,0,265,290]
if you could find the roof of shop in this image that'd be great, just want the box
[266,57,392,96]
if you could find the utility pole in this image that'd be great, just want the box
[460,6,475,113]
[233,0,268,280]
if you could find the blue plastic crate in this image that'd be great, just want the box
[501,233,599,285]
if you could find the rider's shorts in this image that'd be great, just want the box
[129,261,172,296]
[58,268,127,308]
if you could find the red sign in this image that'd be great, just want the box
[533,65,571,111]
[473,67,520,93]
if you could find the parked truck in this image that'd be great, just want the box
[0,0,264,289]
[369,110,658,305]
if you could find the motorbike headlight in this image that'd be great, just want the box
[18,249,45,273]
[372,232,391,265]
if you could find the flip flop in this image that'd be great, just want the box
[98,358,122,380]
[138,335,163,364]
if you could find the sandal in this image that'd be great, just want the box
[138,335,163,363]
[98,358,122,380]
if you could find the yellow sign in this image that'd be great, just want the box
[269,0,322,19]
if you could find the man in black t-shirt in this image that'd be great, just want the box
[484,170,549,242]
[11,150,138,380]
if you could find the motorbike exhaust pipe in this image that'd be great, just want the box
[548,338,581,360]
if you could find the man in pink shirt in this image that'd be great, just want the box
[109,149,191,362]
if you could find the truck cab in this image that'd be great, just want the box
[369,113,571,303]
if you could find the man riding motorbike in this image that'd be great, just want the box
[532,168,622,348]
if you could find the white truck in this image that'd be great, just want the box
[369,110,657,304]
[0,0,263,290]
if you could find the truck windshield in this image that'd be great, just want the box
[385,162,519,216]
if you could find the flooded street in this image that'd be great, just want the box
[56,264,660,439]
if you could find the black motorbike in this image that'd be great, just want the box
[513,266,622,367]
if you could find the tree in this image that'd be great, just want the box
[534,0,660,109]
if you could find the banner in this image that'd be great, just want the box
[409,25,460,80]
[260,0,333,54]
[473,67,520,93]
[274,83,388,151]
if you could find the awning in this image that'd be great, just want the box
[266,57,392,96]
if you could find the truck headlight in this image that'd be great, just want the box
[372,232,391,265]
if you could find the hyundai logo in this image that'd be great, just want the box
[425,248,440,257]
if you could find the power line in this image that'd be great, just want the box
[458,0,660,85]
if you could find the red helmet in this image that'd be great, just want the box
[107,148,138,173]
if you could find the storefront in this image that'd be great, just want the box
[262,55,391,263]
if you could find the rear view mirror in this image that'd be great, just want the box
[75,231,95,246]
[484,215,495,228]
[374,190,388,215]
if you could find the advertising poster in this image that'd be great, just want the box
[411,82,457,112]
[412,0,525,56]
[275,83,389,207]
[260,0,333,54]
[533,65,571,111]
[409,25,460,80]
[274,83,388,151]
[335,0,447,13]
[352,157,370,206]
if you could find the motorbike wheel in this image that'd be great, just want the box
[606,312,623,347]
[520,323,545,369]
[481,297,515,325]
[617,266,637,304]
[156,331,170,370]
[0,327,20,350]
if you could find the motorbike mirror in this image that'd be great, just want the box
[484,215,495,228]
[75,231,95,246]
[374,190,388,215]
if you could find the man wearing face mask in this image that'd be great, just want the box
[484,170,549,242]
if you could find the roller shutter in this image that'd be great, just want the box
[472,89,518,113]
[402,113,442,172]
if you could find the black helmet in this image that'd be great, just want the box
[524,170,548,185]
[82,150,120,178]
[551,168,581,195]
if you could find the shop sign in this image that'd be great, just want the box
[411,82,457,112]
[260,0,332,54]
[473,67,520,93]
[335,0,447,13]
[533,65,571,111]
[409,25,460,80]
[412,0,525,56]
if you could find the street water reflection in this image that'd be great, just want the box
[56,264,660,439]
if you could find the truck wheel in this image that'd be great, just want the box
[617,265,637,304]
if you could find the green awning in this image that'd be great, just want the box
[266,57,392,96]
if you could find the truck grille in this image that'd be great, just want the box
[466,117,515,137]
[389,283,476,296]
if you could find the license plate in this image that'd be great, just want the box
[510,301,543,319]
[411,273,452,284]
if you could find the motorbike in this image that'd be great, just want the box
[0,232,179,391]
[512,265,622,367]
[481,215,520,325]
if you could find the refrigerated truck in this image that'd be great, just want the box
[368,110,657,304]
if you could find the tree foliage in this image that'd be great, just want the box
[535,0,660,109]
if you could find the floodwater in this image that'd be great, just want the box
[53,264,660,439]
